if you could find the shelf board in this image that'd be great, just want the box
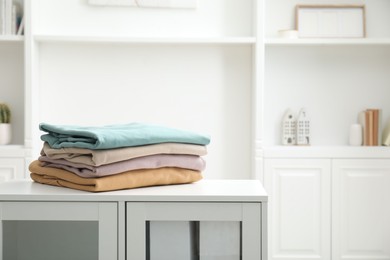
[0,35,24,42]
[263,145,390,159]
[34,35,256,45]
[265,38,390,46]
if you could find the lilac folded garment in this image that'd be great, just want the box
[39,154,206,178]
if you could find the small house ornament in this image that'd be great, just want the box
[282,109,296,145]
[297,108,310,145]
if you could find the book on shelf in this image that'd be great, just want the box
[358,108,381,146]
[0,0,23,36]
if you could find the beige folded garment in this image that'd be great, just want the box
[41,142,207,166]
[29,160,202,192]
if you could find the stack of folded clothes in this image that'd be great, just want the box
[29,122,210,192]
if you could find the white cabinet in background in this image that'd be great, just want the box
[264,152,390,260]
[332,159,390,260]
[264,159,331,260]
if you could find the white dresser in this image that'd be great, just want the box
[0,179,267,260]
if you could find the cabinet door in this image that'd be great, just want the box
[0,202,117,260]
[0,158,24,182]
[126,202,263,260]
[264,159,331,260]
[333,159,390,260]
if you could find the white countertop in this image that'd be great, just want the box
[0,179,268,202]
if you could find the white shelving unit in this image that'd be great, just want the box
[22,0,264,181]
[1,1,390,259]
[265,38,390,46]
[265,44,390,148]
[0,40,24,146]
[0,0,26,182]
[264,1,390,260]
[34,35,257,44]
[264,0,390,149]
[0,0,265,182]
[263,145,390,159]
[2,0,388,179]
[0,35,24,41]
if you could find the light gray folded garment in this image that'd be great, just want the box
[41,142,207,166]
[39,154,206,178]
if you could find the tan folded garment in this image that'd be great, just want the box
[42,142,207,166]
[29,160,202,192]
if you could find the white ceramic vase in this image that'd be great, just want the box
[349,124,363,146]
[0,123,12,145]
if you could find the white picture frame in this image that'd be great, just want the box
[296,5,366,38]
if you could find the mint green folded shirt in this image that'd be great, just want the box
[40,122,210,150]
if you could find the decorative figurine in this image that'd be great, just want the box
[282,109,296,145]
[296,108,310,145]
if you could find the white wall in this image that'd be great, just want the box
[32,0,256,179]
[264,45,390,145]
[38,43,253,179]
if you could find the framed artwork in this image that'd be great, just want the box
[296,5,366,38]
